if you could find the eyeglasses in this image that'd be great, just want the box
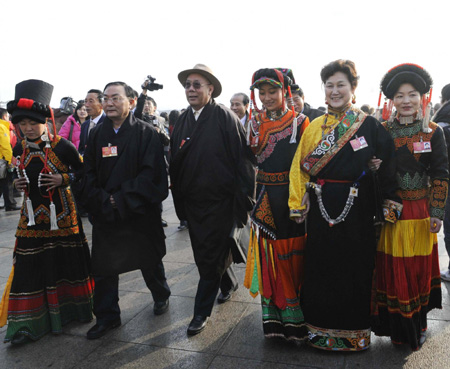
[184,82,211,90]
[103,96,125,104]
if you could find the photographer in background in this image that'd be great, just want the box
[135,78,170,227]
[135,79,169,147]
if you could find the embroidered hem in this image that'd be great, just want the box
[307,324,371,351]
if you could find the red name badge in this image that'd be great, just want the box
[102,146,118,157]
[350,136,368,151]
[413,141,432,153]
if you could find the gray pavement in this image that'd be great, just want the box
[0,194,449,369]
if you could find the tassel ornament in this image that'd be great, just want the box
[49,201,58,230]
[26,198,35,226]
[289,114,298,143]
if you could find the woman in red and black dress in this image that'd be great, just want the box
[244,68,309,341]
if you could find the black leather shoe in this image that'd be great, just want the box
[5,205,21,211]
[154,299,169,315]
[161,219,168,227]
[217,284,238,304]
[86,318,121,340]
[187,315,208,336]
[11,333,31,345]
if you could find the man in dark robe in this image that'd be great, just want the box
[170,64,255,335]
[83,81,171,340]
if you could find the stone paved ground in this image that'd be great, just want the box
[0,195,449,369]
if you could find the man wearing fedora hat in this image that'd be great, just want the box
[170,64,255,335]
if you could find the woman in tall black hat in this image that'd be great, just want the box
[372,64,448,350]
[0,79,93,345]
[244,68,309,342]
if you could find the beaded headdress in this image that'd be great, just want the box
[377,63,433,132]
[247,68,298,145]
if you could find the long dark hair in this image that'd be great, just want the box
[73,100,86,123]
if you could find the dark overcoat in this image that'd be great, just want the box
[170,100,255,278]
[83,113,168,275]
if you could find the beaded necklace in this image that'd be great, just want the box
[16,131,58,230]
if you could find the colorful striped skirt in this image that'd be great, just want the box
[373,198,442,350]
[2,234,94,342]
[244,228,307,341]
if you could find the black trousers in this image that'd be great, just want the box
[0,171,16,208]
[194,264,238,317]
[93,259,171,325]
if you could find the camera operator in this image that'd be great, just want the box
[134,79,170,227]
[134,80,169,147]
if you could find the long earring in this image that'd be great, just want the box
[352,95,356,104]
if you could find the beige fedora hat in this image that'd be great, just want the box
[178,63,222,98]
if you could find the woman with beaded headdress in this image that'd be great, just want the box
[288,60,400,351]
[0,79,93,345]
[243,68,309,341]
[371,64,448,350]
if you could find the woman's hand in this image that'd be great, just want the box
[368,156,382,172]
[430,217,442,233]
[39,173,63,191]
[294,192,310,224]
[13,177,28,191]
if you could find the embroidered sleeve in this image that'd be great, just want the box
[61,173,76,186]
[289,135,310,217]
[429,125,449,219]
[430,178,448,219]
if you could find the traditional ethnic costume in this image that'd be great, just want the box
[170,65,255,330]
[372,64,448,351]
[244,68,309,341]
[289,103,399,351]
[0,80,93,344]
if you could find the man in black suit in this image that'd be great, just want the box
[79,89,105,156]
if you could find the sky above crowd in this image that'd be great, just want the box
[1,0,448,112]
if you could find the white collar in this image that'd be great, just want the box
[91,112,103,124]
[192,106,205,120]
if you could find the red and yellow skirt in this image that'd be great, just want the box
[244,228,307,341]
[373,198,442,350]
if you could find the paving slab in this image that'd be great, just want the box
[0,248,13,279]
[219,303,345,369]
[108,294,249,354]
[208,356,317,369]
[74,341,214,369]
[0,333,103,369]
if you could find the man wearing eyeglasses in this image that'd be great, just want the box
[170,64,255,336]
[82,81,171,340]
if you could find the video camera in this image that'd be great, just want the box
[141,75,163,91]
[59,97,77,115]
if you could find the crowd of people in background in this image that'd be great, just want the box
[0,60,450,355]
